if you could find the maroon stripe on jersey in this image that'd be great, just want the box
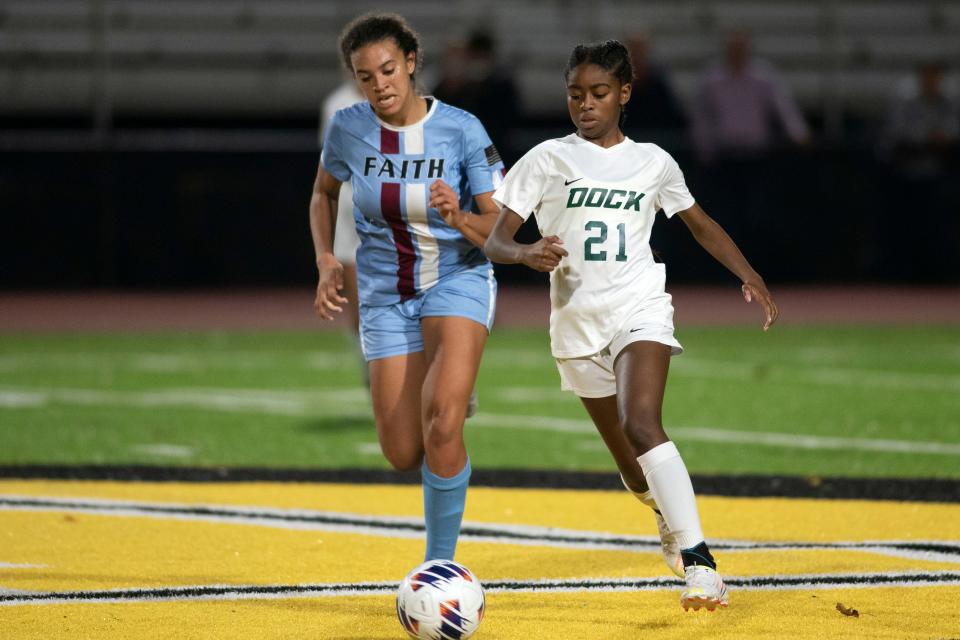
[380,128,400,154]
[380,182,416,300]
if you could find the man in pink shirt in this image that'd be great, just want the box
[688,31,811,275]
[692,30,810,163]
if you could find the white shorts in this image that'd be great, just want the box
[333,181,360,264]
[555,296,683,398]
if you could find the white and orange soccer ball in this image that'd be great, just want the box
[396,560,485,640]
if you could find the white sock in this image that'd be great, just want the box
[636,441,705,550]
[620,474,658,510]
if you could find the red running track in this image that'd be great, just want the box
[1,285,958,332]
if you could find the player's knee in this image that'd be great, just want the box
[423,400,465,452]
[424,423,462,453]
[389,457,422,472]
[381,444,422,472]
[621,409,664,452]
[376,429,423,471]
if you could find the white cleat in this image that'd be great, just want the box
[654,511,684,578]
[680,565,729,612]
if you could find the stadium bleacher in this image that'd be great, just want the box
[1,0,957,121]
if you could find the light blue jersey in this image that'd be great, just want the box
[321,98,505,307]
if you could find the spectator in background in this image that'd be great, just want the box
[882,60,959,180]
[432,29,519,153]
[320,74,366,381]
[692,30,809,163]
[879,61,960,281]
[690,31,810,273]
[431,39,469,110]
[621,33,689,272]
[622,33,687,141]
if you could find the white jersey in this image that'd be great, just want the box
[492,134,695,358]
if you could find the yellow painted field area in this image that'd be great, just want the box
[1,480,959,639]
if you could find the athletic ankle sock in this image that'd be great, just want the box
[681,541,717,570]
[421,457,471,561]
[636,441,705,550]
[620,474,659,511]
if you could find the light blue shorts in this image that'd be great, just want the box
[359,267,497,362]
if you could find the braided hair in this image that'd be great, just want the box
[564,40,635,128]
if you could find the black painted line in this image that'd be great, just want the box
[0,497,426,533]
[1,465,957,503]
[3,572,960,606]
[3,496,960,558]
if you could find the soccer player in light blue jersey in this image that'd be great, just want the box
[308,13,505,563]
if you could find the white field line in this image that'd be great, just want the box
[0,495,661,550]
[469,413,960,455]
[494,357,960,402]
[0,386,370,416]
[470,413,596,434]
[668,427,960,455]
[0,351,356,373]
[128,444,195,459]
[354,442,384,456]
[2,570,959,605]
[673,358,960,392]
[1,382,955,456]
[481,349,555,368]
[0,494,656,542]
[493,387,566,403]
[3,348,958,390]
[483,353,960,391]
[852,545,960,566]
[4,573,960,606]
[2,495,958,567]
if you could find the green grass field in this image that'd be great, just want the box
[1,326,958,478]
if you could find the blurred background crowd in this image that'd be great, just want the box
[2,0,958,289]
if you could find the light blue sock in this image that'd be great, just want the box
[421,457,471,561]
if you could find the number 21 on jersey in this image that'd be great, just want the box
[584,221,627,262]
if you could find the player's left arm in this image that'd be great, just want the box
[677,202,780,330]
[429,182,499,247]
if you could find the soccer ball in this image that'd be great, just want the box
[396,559,485,640]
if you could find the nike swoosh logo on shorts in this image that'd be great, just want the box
[564,178,583,186]
[629,328,643,333]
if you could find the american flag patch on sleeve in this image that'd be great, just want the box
[484,144,502,166]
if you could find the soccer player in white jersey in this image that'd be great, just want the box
[308,13,505,563]
[485,40,779,611]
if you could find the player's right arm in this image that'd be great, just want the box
[309,164,348,320]
[484,143,565,271]
[677,202,779,330]
[484,208,567,272]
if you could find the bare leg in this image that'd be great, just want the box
[420,316,487,476]
[614,341,722,600]
[368,352,427,471]
[579,395,648,494]
[613,340,671,455]
[579,374,683,578]
[417,316,487,560]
